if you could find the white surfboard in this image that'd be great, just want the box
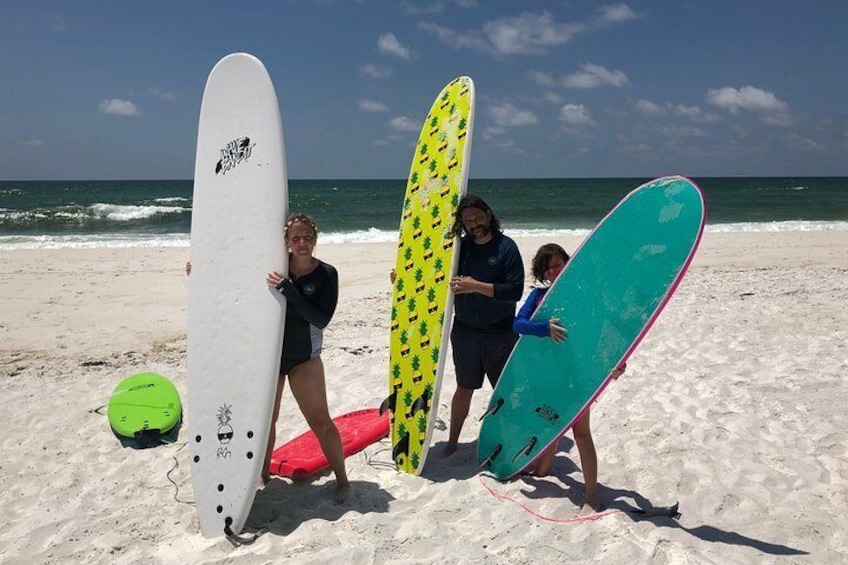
[187,53,287,538]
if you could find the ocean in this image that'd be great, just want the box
[1,177,847,250]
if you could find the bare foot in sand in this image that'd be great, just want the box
[441,442,458,457]
[334,481,351,504]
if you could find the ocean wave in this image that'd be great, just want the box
[1,220,846,251]
[153,197,190,203]
[90,203,189,221]
[0,233,190,251]
[756,185,809,191]
[0,203,189,227]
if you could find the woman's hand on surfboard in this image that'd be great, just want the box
[548,318,567,343]
[267,270,285,287]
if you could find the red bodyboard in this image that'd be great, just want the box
[269,408,389,479]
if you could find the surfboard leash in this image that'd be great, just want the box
[477,473,622,524]
[166,442,195,506]
[477,473,681,524]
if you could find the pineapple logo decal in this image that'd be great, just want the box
[434,258,446,284]
[429,115,440,137]
[404,355,424,388]
[427,287,438,315]
[422,236,433,261]
[404,388,416,417]
[412,216,423,240]
[408,174,420,200]
[407,297,418,324]
[216,404,233,444]
[440,90,451,110]
[414,268,425,295]
[399,329,410,357]
[418,320,430,349]
[216,403,234,460]
[418,143,429,167]
[396,277,406,304]
[438,132,448,153]
[431,204,442,230]
[404,247,414,272]
[428,159,438,180]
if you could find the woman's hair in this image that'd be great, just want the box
[449,194,501,238]
[531,243,570,283]
[285,213,319,240]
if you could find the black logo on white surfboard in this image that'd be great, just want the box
[216,136,255,175]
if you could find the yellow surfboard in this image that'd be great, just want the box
[384,76,475,474]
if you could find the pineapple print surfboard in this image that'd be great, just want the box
[383,76,475,475]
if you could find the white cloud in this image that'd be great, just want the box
[543,91,564,104]
[527,70,557,87]
[705,86,791,125]
[20,139,45,147]
[378,33,413,60]
[482,126,506,140]
[559,104,594,126]
[400,1,444,15]
[420,5,637,57]
[388,116,421,132]
[361,63,392,79]
[416,22,493,54]
[562,63,629,89]
[673,104,720,124]
[635,99,664,116]
[359,100,389,112]
[483,11,583,55]
[489,103,538,127]
[99,99,140,116]
[595,4,639,25]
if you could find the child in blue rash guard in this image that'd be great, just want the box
[514,243,624,510]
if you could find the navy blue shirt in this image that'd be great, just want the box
[454,232,524,332]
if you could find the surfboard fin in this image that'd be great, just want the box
[379,392,397,416]
[392,431,410,463]
[479,444,502,468]
[478,398,504,421]
[410,388,431,416]
[512,436,538,463]
[631,502,681,520]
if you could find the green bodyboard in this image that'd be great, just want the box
[108,372,182,439]
[477,176,705,479]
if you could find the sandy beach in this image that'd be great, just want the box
[1,230,847,564]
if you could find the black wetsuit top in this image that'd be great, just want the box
[275,259,338,364]
[453,232,524,333]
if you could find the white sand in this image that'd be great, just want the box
[1,230,847,564]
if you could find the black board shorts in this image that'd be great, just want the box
[450,325,518,390]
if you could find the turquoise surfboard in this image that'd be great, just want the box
[477,176,706,479]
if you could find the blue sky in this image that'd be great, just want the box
[2,1,847,180]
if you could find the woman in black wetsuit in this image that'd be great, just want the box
[264,214,349,503]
